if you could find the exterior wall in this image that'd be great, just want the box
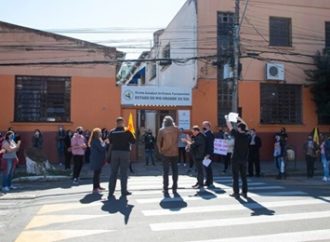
[0,22,120,163]
[147,0,198,87]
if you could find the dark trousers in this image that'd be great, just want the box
[306,155,315,177]
[72,155,84,179]
[108,151,130,195]
[232,161,248,194]
[93,169,102,189]
[162,155,178,191]
[64,150,72,170]
[204,160,213,186]
[178,147,186,163]
[224,153,232,171]
[195,159,204,186]
[248,148,260,176]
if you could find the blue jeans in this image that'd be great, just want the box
[321,154,329,178]
[2,158,15,188]
[275,156,285,173]
[145,149,155,164]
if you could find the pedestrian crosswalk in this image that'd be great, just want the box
[11,175,330,242]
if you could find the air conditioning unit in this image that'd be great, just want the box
[266,63,285,81]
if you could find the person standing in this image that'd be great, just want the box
[202,121,214,188]
[157,115,179,194]
[226,116,250,199]
[185,126,206,189]
[1,131,21,192]
[177,128,187,166]
[64,129,73,170]
[32,129,43,149]
[56,126,66,165]
[274,134,286,179]
[88,128,109,193]
[304,135,318,178]
[320,134,329,182]
[71,127,87,185]
[223,131,234,174]
[108,117,136,198]
[248,129,262,177]
[144,129,156,166]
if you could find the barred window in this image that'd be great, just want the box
[260,83,302,124]
[15,76,71,122]
[269,17,292,47]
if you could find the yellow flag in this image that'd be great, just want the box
[313,128,319,145]
[127,112,136,138]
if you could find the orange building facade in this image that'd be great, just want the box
[0,21,122,162]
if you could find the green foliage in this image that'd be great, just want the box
[306,49,330,124]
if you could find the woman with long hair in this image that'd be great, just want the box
[88,128,109,193]
[1,131,21,192]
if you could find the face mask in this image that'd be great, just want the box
[202,127,207,131]
[9,135,14,141]
[78,130,83,135]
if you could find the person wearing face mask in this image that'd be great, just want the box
[1,131,21,192]
[32,129,43,149]
[304,135,318,178]
[202,121,215,188]
[274,134,286,179]
[71,127,87,185]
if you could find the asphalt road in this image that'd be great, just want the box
[1,164,330,242]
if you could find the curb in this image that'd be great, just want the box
[12,175,70,182]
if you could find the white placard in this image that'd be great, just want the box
[177,110,190,130]
[121,86,192,106]
[213,138,228,155]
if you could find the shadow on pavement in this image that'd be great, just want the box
[80,193,102,204]
[237,196,275,216]
[101,195,134,224]
[159,191,188,211]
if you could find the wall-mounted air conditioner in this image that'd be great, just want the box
[265,63,285,81]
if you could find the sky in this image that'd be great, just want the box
[0,0,187,58]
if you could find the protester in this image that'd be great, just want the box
[56,126,66,165]
[32,129,43,149]
[202,121,215,188]
[71,127,87,184]
[248,128,262,177]
[178,128,187,166]
[1,131,21,192]
[108,117,136,198]
[223,131,235,174]
[64,129,73,170]
[274,134,286,179]
[144,129,156,166]
[320,134,329,182]
[184,125,206,189]
[225,116,250,199]
[157,115,179,194]
[304,135,318,178]
[88,128,109,193]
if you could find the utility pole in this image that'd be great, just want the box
[232,0,240,113]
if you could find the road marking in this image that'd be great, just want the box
[37,202,101,215]
[142,198,329,216]
[187,229,330,242]
[136,191,307,204]
[25,214,109,229]
[15,229,114,242]
[150,210,330,231]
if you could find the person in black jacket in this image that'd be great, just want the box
[184,125,206,189]
[202,121,215,188]
[226,116,250,199]
[248,128,262,177]
[108,117,136,198]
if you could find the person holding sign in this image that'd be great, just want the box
[183,126,206,189]
[225,115,250,199]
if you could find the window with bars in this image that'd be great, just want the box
[260,83,302,124]
[326,22,330,49]
[15,76,71,122]
[269,17,292,47]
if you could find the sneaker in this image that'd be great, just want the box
[322,176,328,182]
[72,178,79,185]
[2,187,10,193]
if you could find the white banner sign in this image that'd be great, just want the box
[214,138,228,155]
[177,110,190,130]
[121,86,192,106]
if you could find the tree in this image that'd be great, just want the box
[306,49,330,124]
